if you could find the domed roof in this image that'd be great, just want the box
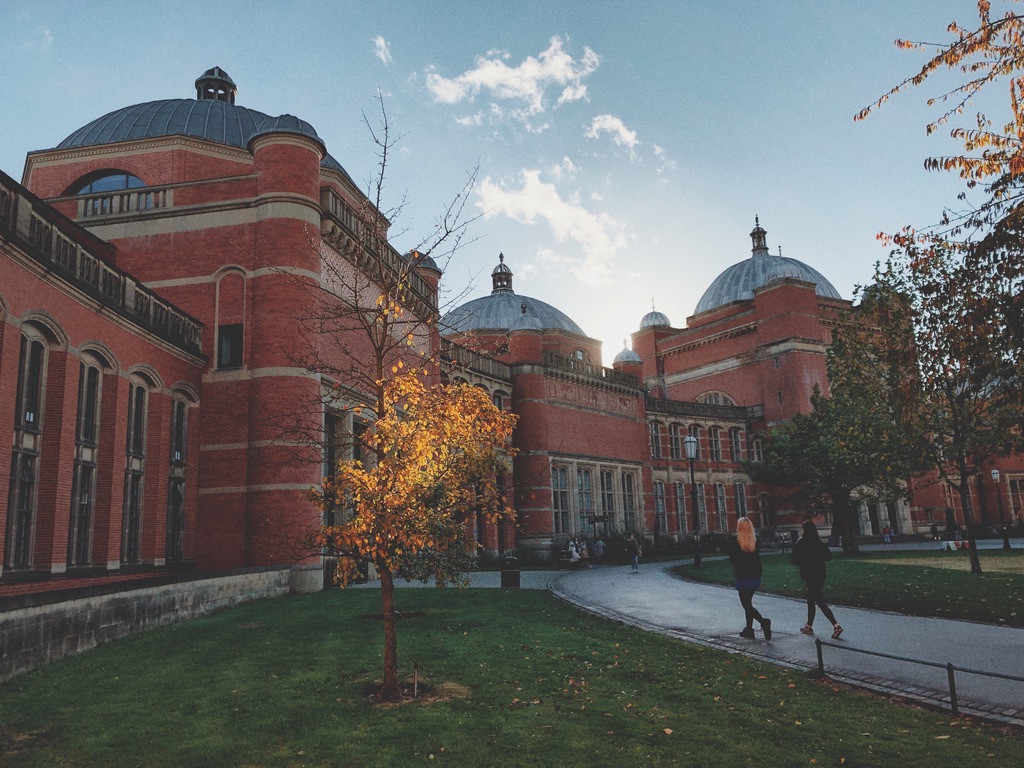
[613,343,642,365]
[640,306,671,329]
[441,254,587,337]
[55,68,348,176]
[694,218,842,315]
[405,249,440,273]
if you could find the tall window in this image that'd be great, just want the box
[167,396,190,562]
[670,424,683,460]
[123,380,148,563]
[654,481,667,533]
[688,425,702,459]
[735,483,748,518]
[7,334,47,569]
[729,428,743,461]
[600,470,616,532]
[674,481,687,533]
[708,427,722,461]
[577,468,593,535]
[1010,477,1023,522]
[622,473,637,532]
[69,359,103,567]
[753,439,764,463]
[715,483,727,530]
[217,324,244,368]
[552,466,569,533]
[649,422,662,459]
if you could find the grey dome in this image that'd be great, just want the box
[694,219,842,315]
[55,69,348,176]
[640,309,671,329]
[249,114,326,155]
[405,249,440,273]
[613,345,642,365]
[441,254,586,337]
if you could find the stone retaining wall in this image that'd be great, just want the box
[0,568,290,682]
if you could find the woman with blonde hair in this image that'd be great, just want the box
[727,517,772,640]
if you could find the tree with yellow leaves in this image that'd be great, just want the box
[310,373,516,700]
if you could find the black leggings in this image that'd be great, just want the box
[805,581,837,626]
[738,589,765,630]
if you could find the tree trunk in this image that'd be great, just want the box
[378,566,401,700]
[833,496,860,554]
[957,484,983,575]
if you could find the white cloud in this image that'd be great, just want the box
[584,114,639,149]
[455,112,484,127]
[475,169,628,284]
[425,36,599,123]
[372,36,393,65]
[550,156,578,179]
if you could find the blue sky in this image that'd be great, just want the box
[1,1,988,363]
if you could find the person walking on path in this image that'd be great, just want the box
[592,536,606,566]
[792,521,843,639]
[727,517,772,640]
[626,534,641,573]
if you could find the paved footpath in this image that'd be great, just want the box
[365,543,1024,725]
[549,556,1024,726]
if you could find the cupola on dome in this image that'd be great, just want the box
[441,254,587,336]
[694,218,842,315]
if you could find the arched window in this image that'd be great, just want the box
[622,473,637,532]
[167,390,196,563]
[674,482,687,533]
[708,427,722,461]
[552,465,570,534]
[70,171,145,196]
[6,331,50,569]
[653,481,667,533]
[577,468,593,534]
[122,375,153,563]
[735,483,748,518]
[670,424,683,460]
[715,483,727,529]
[649,422,662,459]
[729,428,743,461]
[69,351,110,567]
[696,483,707,531]
[688,425,702,459]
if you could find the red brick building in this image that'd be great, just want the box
[3,69,1021,589]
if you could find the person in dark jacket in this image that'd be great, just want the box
[791,521,843,639]
[727,517,772,640]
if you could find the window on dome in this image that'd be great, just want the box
[70,172,146,196]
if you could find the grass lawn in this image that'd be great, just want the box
[1,589,1021,767]
[676,549,1024,627]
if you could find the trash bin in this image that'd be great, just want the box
[501,567,521,588]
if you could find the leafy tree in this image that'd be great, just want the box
[856,0,1024,356]
[747,316,920,554]
[868,245,1023,573]
[273,93,515,700]
[310,374,516,700]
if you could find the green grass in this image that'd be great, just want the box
[676,549,1024,627]
[1,589,1021,767]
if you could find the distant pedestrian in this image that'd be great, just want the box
[931,523,940,541]
[592,536,606,566]
[882,525,891,544]
[727,518,772,641]
[568,537,580,565]
[780,530,791,555]
[626,534,641,573]
[579,539,590,565]
[792,521,842,639]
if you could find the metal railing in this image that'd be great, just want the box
[814,638,1024,717]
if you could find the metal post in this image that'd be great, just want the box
[992,471,1011,551]
[689,457,702,569]
[815,639,824,677]
[946,663,958,715]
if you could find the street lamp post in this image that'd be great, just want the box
[991,469,1012,551]
[683,434,702,569]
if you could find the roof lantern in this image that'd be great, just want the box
[195,66,237,104]
[491,252,513,294]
